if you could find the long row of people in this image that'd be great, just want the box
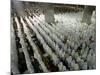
[11,8,96,74]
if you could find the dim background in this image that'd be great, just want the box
[0,0,99,75]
